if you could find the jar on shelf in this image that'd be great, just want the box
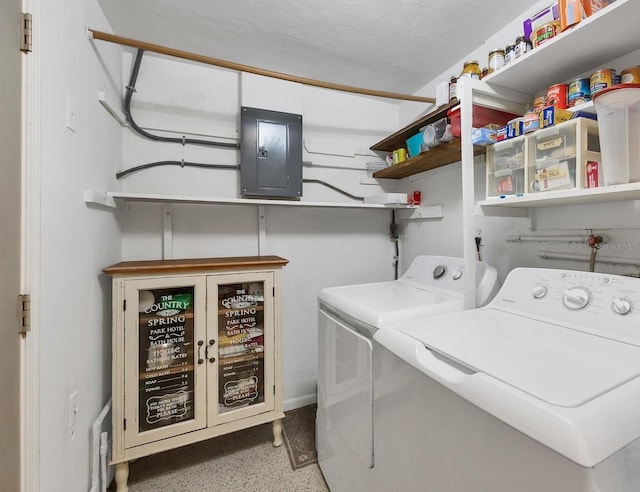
[449,76,458,101]
[488,49,505,74]
[461,60,482,79]
[514,35,531,59]
[504,44,516,65]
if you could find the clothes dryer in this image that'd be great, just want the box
[316,256,499,491]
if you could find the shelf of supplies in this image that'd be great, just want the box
[476,182,640,215]
[372,141,486,179]
[371,101,458,152]
[484,0,640,94]
[83,190,417,210]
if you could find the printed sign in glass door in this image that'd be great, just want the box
[138,287,195,432]
[217,281,265,413]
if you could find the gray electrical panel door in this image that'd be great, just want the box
[240,107,303,199]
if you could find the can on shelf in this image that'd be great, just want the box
[523,108,541,133]
[621,66,640,84]
[568,78,591,107]
[531,21,558,48]
[533,94,547,109]
[546,83,568,108]
[590,69,618,96]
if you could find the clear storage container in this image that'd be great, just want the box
[527,117,600,193]
[486,135,527,197]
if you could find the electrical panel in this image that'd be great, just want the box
[240,107,303,199]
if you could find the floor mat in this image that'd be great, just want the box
[282,404,318,470]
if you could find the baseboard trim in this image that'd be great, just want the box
[283,393,316,412]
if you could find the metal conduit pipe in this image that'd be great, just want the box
[124,49,240,150]
[506,234,592,243]
[116,160,239,179]
[538,250,640,267]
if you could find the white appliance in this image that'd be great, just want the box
[316,256,499,492]
[374,267,640,492]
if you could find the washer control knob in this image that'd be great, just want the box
[563,288,590,310]
[452,269,463,280]
[433,266,446,279]
[612,297,632,315]
[532,285,547,299]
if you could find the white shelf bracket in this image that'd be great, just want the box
[395,205,444,221]
[98,90,128,127]
[257,205,267,255]
[83,189,125,210]
[163,206,174,260]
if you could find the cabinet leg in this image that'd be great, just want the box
[114,461,129,492]
[272,418,283,447]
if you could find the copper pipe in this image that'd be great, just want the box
[88,29,436,104]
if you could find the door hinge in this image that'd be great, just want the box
[123,418,126,431]
[273,385,276,395]
[19,294,31,335]
[123,299,126,311]
[20,13,32,53]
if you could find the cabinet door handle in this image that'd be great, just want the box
[205,340,216,364]
[197,340,204,365]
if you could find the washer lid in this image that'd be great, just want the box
[398,309,640,407]
[318,281,461,329]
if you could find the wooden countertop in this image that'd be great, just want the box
[103,255,289,276]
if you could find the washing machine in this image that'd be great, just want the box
[316,255,499,492]
[374,267,640,492]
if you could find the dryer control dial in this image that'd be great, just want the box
[433,266,446,279]
[452,269,463,280]
[612,297,632,315]
[532,285,547,299]
[563,288,591,310]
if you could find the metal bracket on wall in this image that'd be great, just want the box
[163,205,173,260]
[258,205,267,255]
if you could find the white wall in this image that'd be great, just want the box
[118,55,402,409]
[36,2,640,489]
[38,1,122,490]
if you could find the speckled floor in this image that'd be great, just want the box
[116,422,329,492]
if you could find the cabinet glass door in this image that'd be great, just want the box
[209,271,275,425]
[123,276,207,447]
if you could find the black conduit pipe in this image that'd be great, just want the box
[124,49,240,150]
[116,160,239,179]
[302,179,363,201]
[117,165,363,203]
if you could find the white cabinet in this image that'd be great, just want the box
[103,256,288,492]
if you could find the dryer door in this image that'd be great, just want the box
[318,308,374,469]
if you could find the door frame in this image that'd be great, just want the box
[21,0,41,491]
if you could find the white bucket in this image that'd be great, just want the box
[593,84,640,186]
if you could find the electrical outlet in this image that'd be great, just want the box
[69,390,79,435]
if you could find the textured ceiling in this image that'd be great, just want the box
[97,0,533,96]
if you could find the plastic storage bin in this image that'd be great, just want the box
[527,117,600,193]
[405,132,423,158]
[448,105,518,138]
[592,84,640,185]
[486,135,527,197]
